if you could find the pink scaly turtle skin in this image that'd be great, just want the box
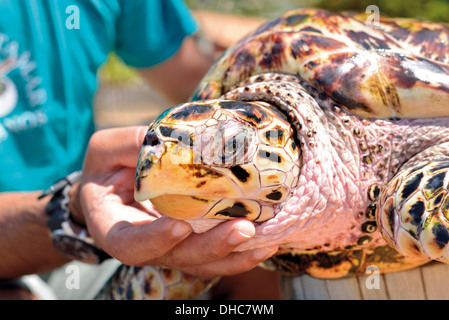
[102,9,449,299]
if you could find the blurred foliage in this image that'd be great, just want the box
[100,53,141,85]
[185,0,449,21]
[185,0,317,19]
[313,0,449,22]
[102,0,449,85]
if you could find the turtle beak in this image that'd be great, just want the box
[134,129,240,219]
[134,130,165,200]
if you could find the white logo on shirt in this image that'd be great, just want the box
[0,75,18,118]
[0,33,49,141]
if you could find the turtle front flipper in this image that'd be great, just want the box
[97,265,218,300]
[378,157,449,263]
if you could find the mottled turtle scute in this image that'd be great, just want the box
[266,244,428,279]
[378,161,449,263]
[348,12,449,64]
[193,8,449,119]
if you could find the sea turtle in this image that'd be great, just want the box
[100,8,449,299]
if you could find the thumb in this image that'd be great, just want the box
[83,126,149,175]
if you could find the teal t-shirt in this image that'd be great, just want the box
[0,0,198,191]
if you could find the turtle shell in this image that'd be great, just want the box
[192,8,449,119]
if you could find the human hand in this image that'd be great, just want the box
[75,126,278,279]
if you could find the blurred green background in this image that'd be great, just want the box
[184,0,449,21]
[100,0,449,85]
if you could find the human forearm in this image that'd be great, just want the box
[192,10,265,48]
[0,192,68,278]
[138,12,265,105]
[138,37,214,104]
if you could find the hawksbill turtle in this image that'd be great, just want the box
[99,8,449,299]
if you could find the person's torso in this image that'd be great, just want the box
[0,0,119,191]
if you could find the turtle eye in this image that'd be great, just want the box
[223,138,237,155]
[196,121,258,167]
[222,131,247,162]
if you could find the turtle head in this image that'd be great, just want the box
[134,99,300,223]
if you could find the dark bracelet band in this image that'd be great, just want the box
[39,171,111,264]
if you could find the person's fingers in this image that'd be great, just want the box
[80,168,148,229]
[80,167,196,265]
[99,215,193,266]
[179,245,279,279]
[83,126,148,176]
[149,219,256,268]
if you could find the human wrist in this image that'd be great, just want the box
[41,171,110,264]
[68,180,85,226]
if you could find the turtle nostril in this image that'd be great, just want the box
[144,131,161,146]
[150,136,160,146]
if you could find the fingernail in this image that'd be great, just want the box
[171,221,191,237]
[228,223,255,245]
[253,246,278,260]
